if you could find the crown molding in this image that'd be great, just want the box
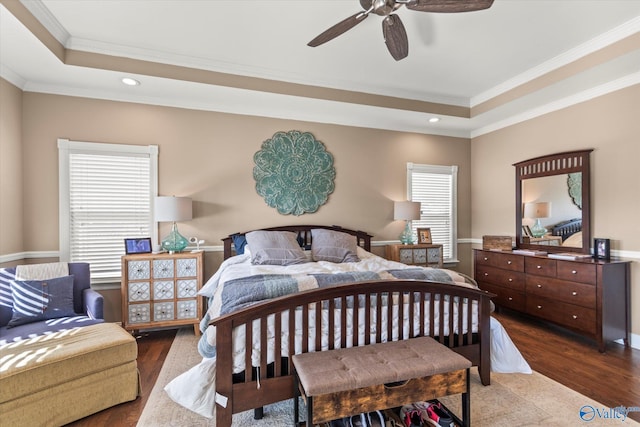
[18,0,69,45]
[471,71,640,138]
[472,16,640,107]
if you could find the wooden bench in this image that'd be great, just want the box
[292,336,471,427]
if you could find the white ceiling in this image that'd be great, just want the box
[2,0,640,137]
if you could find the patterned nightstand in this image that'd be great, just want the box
[385,244,443,268]
[121,251,203,335]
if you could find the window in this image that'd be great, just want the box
[58,139,158,282]
[407,163,458,263]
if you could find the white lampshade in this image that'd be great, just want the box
[154,196,192,222]
[524,202,551,219]
[394,201,421,221]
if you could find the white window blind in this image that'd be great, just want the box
[407,163,458,263]
[58,139,158,281]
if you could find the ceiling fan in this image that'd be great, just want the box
[308,0,494,61]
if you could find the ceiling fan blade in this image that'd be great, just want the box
[406,0,494,13]
[308,12,369,47]
[382,14,408,61]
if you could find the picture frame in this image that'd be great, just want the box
[594,238,610,260]
[124,237,152,255]
[522,225,533,237]
[417,228,432,244]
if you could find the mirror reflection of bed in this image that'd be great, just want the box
[521,174,583,249]
[552,218,582,247]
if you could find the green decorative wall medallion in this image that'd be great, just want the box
[567,172,582,210]
[253,130,335,216]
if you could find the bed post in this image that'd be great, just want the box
[215,320,233,427]
[478,292,492,386]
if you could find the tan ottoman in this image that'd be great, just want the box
[293,336,471,427]
[0,323,140,427]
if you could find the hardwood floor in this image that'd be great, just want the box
[64,312,640,426]
[493,310,640,423]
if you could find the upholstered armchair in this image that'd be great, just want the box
[0,262,104,343]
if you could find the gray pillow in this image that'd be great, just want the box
[311,229,361,263]
[8,275,77,327]
[245,231,309,265]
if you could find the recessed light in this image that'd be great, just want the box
[121,77,140,86]
[429,117,440,123]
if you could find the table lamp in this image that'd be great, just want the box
[524,201,551,238]
[394,201,421,244]
[155,196,192,253]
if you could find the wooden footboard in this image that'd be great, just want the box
[211,280,493,427]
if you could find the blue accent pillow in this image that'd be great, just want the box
[8,275,77,328]
[232,234,247,255]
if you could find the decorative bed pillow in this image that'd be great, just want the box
[311,229,360,263]
[231,234,248,255]
[7,275,77,328]
[245,231,309,265]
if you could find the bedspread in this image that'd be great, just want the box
[197,248,476,360]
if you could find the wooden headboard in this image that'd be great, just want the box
[551,218,582,242]
[222,225,373,259]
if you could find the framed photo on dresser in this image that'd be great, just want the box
[594,238,610,260]
[417,228,432,244]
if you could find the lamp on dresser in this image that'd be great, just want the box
[394,201,421,244]
[155,196,192,253]
[524,201,551,238]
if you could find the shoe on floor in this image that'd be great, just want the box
[426,402,454,427]
[350,413,367,427]
[367,410,385,427]
[399,405,423,427]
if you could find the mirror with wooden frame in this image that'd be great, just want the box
[514,150,592,254]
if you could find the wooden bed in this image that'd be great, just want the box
[211,225,493,427]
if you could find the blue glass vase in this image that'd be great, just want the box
[399,221,414,244]
[161,222,188,253]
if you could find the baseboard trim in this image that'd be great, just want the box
[615,333,640,350]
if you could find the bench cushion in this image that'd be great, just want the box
[292,336,471,396]
[0,322,137,403]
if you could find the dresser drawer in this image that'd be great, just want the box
[525,276,596,309]
[526,296,596,335]
[476,265,524,291]
[556,261,597,285]
[475,251,524,272]
[479,282,525,311]
[128,282,150,302]
[127,260,150,280]
[524,257,556,278]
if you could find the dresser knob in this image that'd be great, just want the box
[536,265,542,269]
[507,261,512,265]
[572,315,578,319]
[508,297,513,301]
[537,305,542,309]
[483,257,488,261]
[571,270,577,274]
[484,272,488,276]
[537,284,542,288]
[508,278,513,282]
[572,291,577,296]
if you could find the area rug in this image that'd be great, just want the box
[137,328,637,426]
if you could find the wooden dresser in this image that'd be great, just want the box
[474,249,630,351]
[121,251,203,335]
[385,243,443,267]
